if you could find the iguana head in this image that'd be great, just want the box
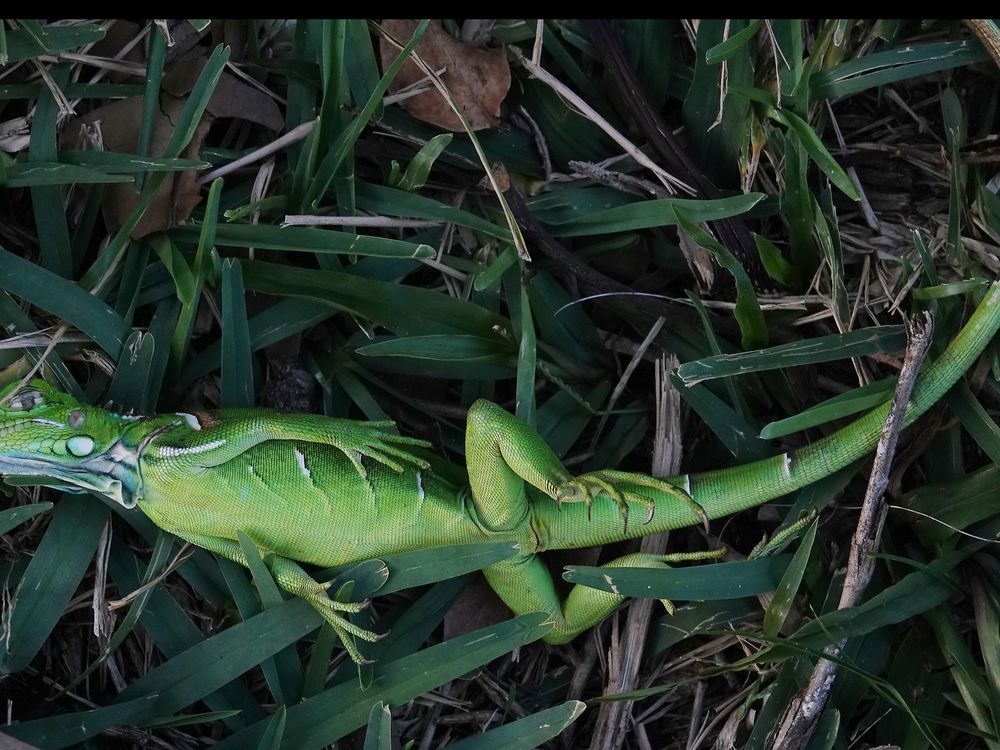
[0,379,163,508]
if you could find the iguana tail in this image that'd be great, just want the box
[541,282,1000,548]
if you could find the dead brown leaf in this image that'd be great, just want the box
[64,50,282,239]
[380,20,510,132]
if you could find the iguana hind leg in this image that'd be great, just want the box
[464,399,699,533]
[464,399,571,531]
[180,531,378,663]
[484,551,718,644]
[465,400,718,641]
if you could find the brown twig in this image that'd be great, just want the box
[770,311,935,750]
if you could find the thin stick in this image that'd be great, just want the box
[199,120,316,184]
[771,311,935,750]
[510,46,691,195]
[531,19,545,67]
[107,543,195,611]
[589,353,683,750]
[282,215,442,229]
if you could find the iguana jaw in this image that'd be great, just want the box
[0,443,141,507]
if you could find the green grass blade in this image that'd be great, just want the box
[682,19,753,186]
[674,208,767,348]
[240,259,510,338]
[771,108,860,200]
[143,298,181,412]
[355,334,515,362]
[3,695,158,749]
[107,543,263,727]
[114,598,322,712]
[396,133,453,192]
[63,533,175,693]
[211,613,552,750]
[971,575,1000,734]
[5,162,135,187]
[4,23,104,61]
[173,223,434,258]
[510,272,537,424]
[305,20,429,208]
[0,502,52,535]
[362,703,391,750]
[763,520,817,637]
[551,193,765,236]
[181,297,335,384]
[677,325,906,386]
[948,383,1000,467]
[137,22,168,191]
[28,63,73,277]
[257,706,287,750]
[364,577,468,666]
[811,40,988,101]
[221,259,254,408]
[705,19,762,64]
[0,245,130,357]
[354,181,510,239]
[58,151,209,173]
[754,233,797,286]
[237,532,304,706]
[318,541,519,596]
[564,556,791,600]
[785,551,971,654]
[0,495,109,673]
[671,371,771,461]
[0,290,81,397]
[79,44,230,289]
[107,330,156,411]
[344,19,381,117]
[941,87,966,264]
[907,466,1000,545]
[445,701,586,750]
[651,598,759,653]
[759,376,897,440]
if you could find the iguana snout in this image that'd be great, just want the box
[0,379,143,507]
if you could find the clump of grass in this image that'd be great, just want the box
[0,18,998,750]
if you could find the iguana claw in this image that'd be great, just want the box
[339,420,432,478]
[555,470,708,534]
[307,590,384,664]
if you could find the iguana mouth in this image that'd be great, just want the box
[0,454,128,506]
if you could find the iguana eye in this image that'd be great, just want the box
[68,409,85,428]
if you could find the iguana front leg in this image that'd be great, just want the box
[179,531,379,664]
[158,410,431,479]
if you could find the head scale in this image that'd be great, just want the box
[0,379,154,507]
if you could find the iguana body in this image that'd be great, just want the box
[1,282,999,661]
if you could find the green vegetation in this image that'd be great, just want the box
[0,18,999,749]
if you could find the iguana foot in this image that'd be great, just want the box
[299,581,383,664]
[555,470,708,533]
[339,420,432,478]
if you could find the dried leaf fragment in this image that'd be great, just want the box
[380,19,510,132]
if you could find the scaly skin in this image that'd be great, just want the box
[1,281,998,660]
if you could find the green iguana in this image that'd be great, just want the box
[1,281,998,663]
